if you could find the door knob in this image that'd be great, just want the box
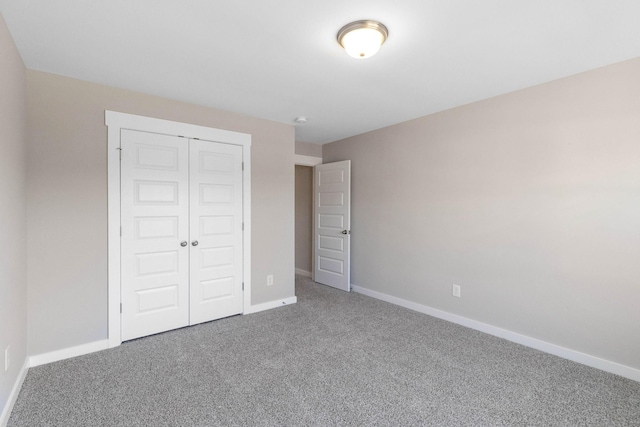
[341,230,350,235]
[180,241,188,247]
[192,240,199,246]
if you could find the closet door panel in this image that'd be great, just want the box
[121,130,190,341]
[189,140,244,325]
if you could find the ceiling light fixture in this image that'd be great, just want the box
[337,20,388,59]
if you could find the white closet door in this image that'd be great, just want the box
[189,140,244,324]
[121,130,190,341]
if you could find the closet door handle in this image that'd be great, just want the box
[192,240,199,246]
[180,241,188,247]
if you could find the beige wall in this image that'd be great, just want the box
[26,70,295,356]
[295,140,322,157]
[0,14,28,418]
[295,166,313,273]
[324,57,640,370]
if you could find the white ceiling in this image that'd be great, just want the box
[2,0,640,144]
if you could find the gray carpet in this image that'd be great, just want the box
[8,275,640,426]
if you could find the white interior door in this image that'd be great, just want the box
[313,160,351,291]
[189,140,244,324]
[121,131,244,341]
[121,130,190,341]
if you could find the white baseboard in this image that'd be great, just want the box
[295,268,312,278]
[29,339,110,368]
[0,359,29,427]
[351,284,640,383]
[245,296,297,314]
[25,298,299,367]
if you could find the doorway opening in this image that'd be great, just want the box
[295,165,313,278]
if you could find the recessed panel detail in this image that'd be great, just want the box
[136,285,179,313]
[200,216,234,236]
[135,217,178,240]
[319,192,344,207]
[318,256,344,275]
[135,145,178,170]
[319,214,343,229]
[200,184,233,204]
[319,236,344,252]
[135,181,178,204]
[201,247,234,269]
[136,251,178,276]
[201,277,234,301]
[319,169,344,185]
[200,152,233,174]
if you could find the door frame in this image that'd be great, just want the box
[294,155,322,279]
[105,111,252,348]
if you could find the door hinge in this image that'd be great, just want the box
[242,282,244,291]
[242,162,244,171]
[120,226,122,236]
[242,222,244,231]
[120,303,122,313]
[116,147,122,160]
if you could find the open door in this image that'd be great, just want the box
[313,160,351,291]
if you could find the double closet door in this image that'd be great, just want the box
[120,129,244,341]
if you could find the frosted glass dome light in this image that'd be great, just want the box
[337,20,388,59]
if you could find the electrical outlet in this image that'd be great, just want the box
[4,346,9,372]
[267,275,274,286]
[452,284,461,298]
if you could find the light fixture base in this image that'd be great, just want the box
[337,20,389,59]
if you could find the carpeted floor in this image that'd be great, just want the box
[8,275,640,426]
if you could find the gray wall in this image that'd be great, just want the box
[295,140,322,158]
[0,14,27,417]
[295,166,313,273]
[26,70,295,356]
[323,57,640,370]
